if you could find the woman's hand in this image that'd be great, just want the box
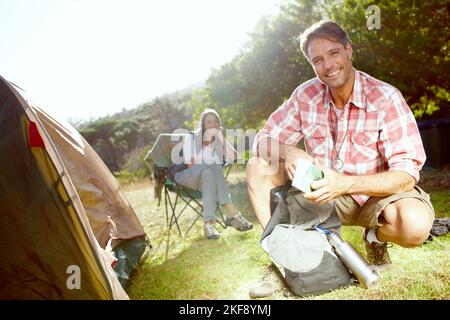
[203,127,224,144]
[186,158,195,169]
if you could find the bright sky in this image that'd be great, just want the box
[0,0,282,123]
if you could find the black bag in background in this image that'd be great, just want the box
[168,163,187,180]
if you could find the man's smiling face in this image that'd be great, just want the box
[307,37,353,90]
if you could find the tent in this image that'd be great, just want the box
[0,75,148,299]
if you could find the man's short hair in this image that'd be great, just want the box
[298,21,351,59]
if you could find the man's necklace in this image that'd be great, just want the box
[331,106,349,171]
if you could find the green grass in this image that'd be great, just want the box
[123,166,450,300]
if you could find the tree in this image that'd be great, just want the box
[192,0,449,130]
[80,119,120,171]
[190,0,323,129]
[325,0,450,119]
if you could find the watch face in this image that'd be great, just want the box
[333,158,344,170]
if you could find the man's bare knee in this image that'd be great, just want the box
[245,157,261,178]
[246,157,267,191]
[399,207,433,247]
[246,157,286,190]
[384,199,433,248]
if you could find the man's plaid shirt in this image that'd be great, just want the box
[254,69,426,206]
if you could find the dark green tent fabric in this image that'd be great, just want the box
[113,237,147,288]
[0,78,114,299]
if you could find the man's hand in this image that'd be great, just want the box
[304,160,351,203]
[284,146,313,180]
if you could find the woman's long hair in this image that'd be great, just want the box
[192,108,222,152]
[197,108,222,134]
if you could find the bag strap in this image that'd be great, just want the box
[261,184,291,241]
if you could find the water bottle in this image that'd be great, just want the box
[327,231,381,289]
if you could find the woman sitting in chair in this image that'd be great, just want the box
[174,108,253,239]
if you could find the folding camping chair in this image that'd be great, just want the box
[144,133,232,243]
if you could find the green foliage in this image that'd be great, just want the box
[126,170,450,300]
[79,118,120,171]
[78,90,195,172]
[190,0,321,129]
[190,0,449,132]
[115,168,149,185]
[326,0,450,120]
[411,86,450,119]
[78,0,449,174]
[121,147,151,173]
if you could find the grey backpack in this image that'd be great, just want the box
[261,185,353,296]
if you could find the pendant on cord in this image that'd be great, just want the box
[333,158,344,171]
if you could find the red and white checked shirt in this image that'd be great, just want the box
[254,69,426,206]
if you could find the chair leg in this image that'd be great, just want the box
[180,190,227,232]
[163,186,174,260]
[185,212,202,237]
[164,186,172,260]
[224,164,232,180]
[178,191,204,237]
[164,187,169,226]
[215,205,227,229]
[166,188,183,237]
[164,184,232,243]
[165,225,171,260]
[164,190,190,259]
[176,199,197,237]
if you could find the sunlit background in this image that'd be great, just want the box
[0,0,281,122]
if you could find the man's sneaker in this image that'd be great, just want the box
[204,223,220,240]
[363,229,392,266]
[249,266,284,298]
[225,212,253,231]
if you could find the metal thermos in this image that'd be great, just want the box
[327,231,381,289]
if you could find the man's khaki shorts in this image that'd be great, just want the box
[333,186,435,229]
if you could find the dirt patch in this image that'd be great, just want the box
[417,168,450,192]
